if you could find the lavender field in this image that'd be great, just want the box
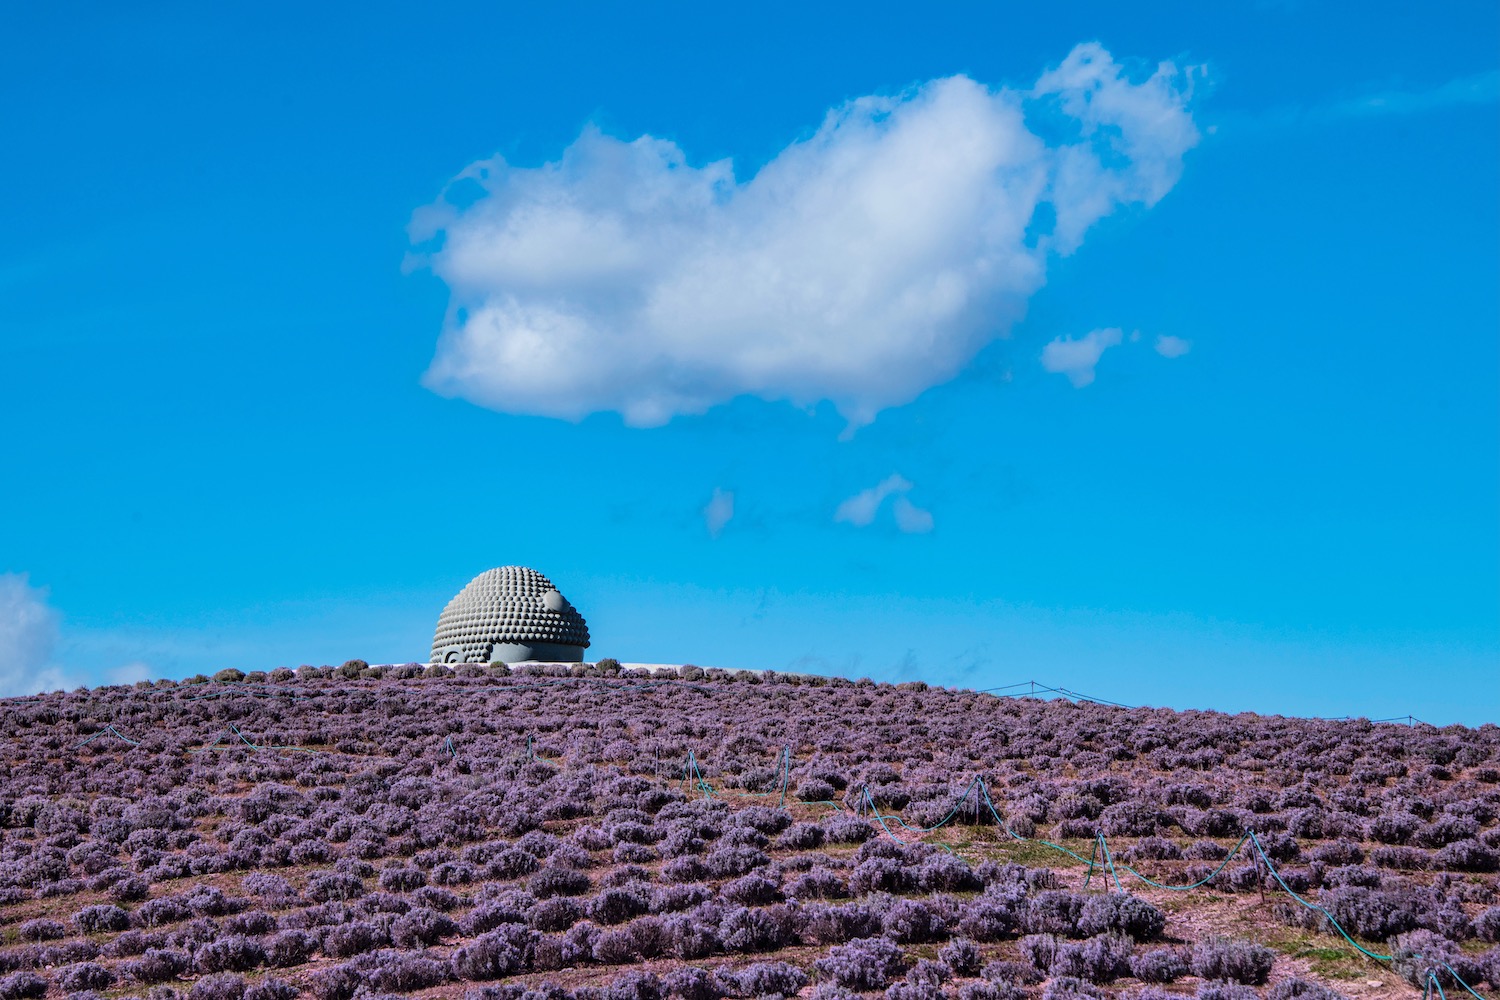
[2,664,1498,1000]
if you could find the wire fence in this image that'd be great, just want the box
[978,680,1133,708]
[979,679,1439,726]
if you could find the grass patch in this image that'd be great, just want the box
[979,837,1092,869]
[1268,932,1378,982]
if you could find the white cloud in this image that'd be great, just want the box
[703,488,734,538]
[1154,334,1192,358]
[1040,327,1123,387]
[835,474,933,533]
[412,43,1199,430]
[0,572,69,696]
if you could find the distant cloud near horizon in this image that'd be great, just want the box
[0,574,159,696]
[412,43,1201,430]
[0,573,68,696]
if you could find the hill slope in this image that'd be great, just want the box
[2,666,1497,1000]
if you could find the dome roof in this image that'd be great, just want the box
[430,566,590,661]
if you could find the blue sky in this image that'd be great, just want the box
[2,1,1496,723]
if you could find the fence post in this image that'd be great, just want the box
[1253,836,1266,905]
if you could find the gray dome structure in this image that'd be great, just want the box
[431,566,590,664]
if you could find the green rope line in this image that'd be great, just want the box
[858,775,1100,868]
[860,775,988,834]
[858,786,957,855]
[520,733,561,766]
[728,745,842,810]
[189,723,317,754]
[74,724,140,749]
[1245,831,1391,962]
[1422,964,1483,1000]
[778,745,790,809]
[680,750,714,798]
[1081,833,1125,893]
[1080,833,1115,891]
[741,745,792,805]
[1443,963,1487,1000]
[1116,831,1253,890]
[1102,833,1124,892]
[978,780,1237,884]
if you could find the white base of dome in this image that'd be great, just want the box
[431,640,586,664]
[492,641,586,663]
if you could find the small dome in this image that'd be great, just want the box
[430,566,590,663]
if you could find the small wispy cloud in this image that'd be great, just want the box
[835,474,934,533]
[1154,334,1192,358]
[1040,327,1123,387]
[702,488,734,539]
[1330,70,1500,119]
[1220,69,1500,138]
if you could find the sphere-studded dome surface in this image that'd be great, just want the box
[431,566,589,661]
